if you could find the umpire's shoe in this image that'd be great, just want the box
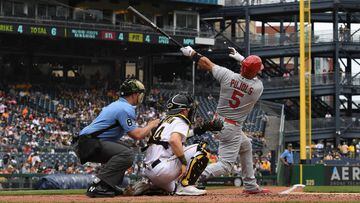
[86,182,116,198]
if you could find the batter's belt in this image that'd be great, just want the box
[214,113,242,126]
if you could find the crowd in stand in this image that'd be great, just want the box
[0,83,190,175]
[0,80,286,178]
[312,140,360,161]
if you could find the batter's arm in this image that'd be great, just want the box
[180,46,216,72]
[196,54,216,72]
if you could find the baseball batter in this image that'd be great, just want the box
[180,46,269,194]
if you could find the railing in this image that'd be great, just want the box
[225,0,298,6]
[263,73,335,90]
[0,16,215,38]
[285,118,335,133]
[285,117,360,133]
[342,75,360,86]
[215,30,360,48]
[155,74,360,94]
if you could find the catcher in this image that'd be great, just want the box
[132,93,223,196]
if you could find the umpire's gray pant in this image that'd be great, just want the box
[88,140,134,188]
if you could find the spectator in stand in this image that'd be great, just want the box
[339,25,344,41]
[28,152,41,167]
[209,153,218,164]
[356,140,360,159]
[348,143,355,159]
[324,153,333,160]
[315,141,324,157]
[282,71,291,85]
[280,144,294,187]
[233,163,241,176]
[260,158,271,176]
[339,142,349,157]
[322,69,328,84]
[325,112,332,119]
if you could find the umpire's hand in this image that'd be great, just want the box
[148,119,160,129]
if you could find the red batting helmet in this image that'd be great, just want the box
[241,55,263,79]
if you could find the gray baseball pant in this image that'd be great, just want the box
[202,122,259,190]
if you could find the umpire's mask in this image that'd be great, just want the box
[166,93,198,124]
[120,79,145,105]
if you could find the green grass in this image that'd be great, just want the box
[0,186,233,196]
[304,186,360,193]
[0,189,86,196]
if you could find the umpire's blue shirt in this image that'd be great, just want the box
[280,149,294,164]
[79,98,137,141]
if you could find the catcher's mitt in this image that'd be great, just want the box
[193,118,224,136]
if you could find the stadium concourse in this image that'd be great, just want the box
[0,78,269,182]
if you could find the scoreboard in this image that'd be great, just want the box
[0,22,195,46]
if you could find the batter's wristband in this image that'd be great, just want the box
[192,53,203,63]
[177,155,187,166]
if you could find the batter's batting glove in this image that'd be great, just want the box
[193,118,224,136]
[228,47,245,62]
[180,46,195,57]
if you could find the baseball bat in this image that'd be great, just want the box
[127,6,183,48]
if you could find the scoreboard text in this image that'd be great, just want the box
[0,22,195,46]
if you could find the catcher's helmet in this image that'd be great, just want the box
[167,93,197,123]
[241,55,263,79]
[120,79,145,103]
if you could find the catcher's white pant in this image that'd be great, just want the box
[202,122,258,190]
[145,144,198,192]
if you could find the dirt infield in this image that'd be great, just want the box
[1,187,360,203]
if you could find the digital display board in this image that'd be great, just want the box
[70,29,99,39]
[100,31,116,40]
[129,33,143,43]
[0,23,65,37]
[0,22,196,46]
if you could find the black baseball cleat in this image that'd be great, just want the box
[86,183,116,198]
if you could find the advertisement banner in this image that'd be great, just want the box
[325,166,360,186]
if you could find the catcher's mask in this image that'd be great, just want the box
[120,79,145,104]
[166,93,198,123]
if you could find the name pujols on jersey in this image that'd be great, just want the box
[230,79,254,95]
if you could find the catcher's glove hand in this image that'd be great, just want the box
[193,118,224,136]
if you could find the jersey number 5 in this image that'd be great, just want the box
[229,90,244,108]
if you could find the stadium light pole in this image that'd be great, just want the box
[299,0,312,185]
[192,61,196,97]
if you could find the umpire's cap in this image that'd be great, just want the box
[120,79,145,96]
